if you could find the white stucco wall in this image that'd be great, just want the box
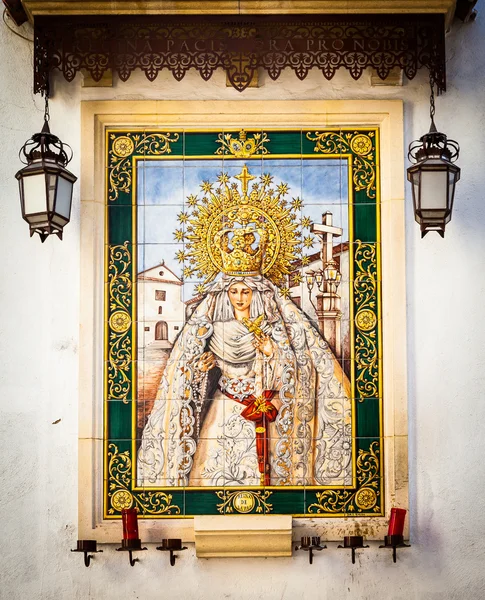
[1,13,485,600]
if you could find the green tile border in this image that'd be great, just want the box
[104,128,382,518]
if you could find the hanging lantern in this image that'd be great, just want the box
[407,78,460,238]
[15,99,76,242]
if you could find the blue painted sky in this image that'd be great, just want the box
[137,158,349,291]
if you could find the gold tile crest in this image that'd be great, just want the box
[215,130,270,158]
[216,490,273,514]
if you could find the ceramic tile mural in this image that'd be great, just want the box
[105,128,382,518]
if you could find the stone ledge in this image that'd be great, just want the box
[194,515,293,557]
[22,1,457,29]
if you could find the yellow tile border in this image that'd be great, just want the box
[79,99,407,542]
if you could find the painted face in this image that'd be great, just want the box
[228,283,253,313]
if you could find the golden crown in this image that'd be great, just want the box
[215,226,267,276]
[175,163,305,294]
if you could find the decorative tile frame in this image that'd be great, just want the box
[79,100,407,542]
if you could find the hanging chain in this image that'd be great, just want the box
[44,93,50,123]
[429,74,436,123]
[425,69,439,134]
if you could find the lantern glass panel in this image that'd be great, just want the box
[47,173,57,211]
[56,175,73,219]
[23,173,47,215]
[448,168,460,214]
[420,168,448,210]
[325,266,338,281]
[408,170,420,216]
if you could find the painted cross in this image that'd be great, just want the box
[310,212,343,264]
[236,164,256,197]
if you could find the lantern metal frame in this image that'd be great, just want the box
[407,75,461,238]
[15,95,76,242]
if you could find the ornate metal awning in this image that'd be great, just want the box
[34,14,446,93]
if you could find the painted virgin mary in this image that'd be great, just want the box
[137,167,352,487]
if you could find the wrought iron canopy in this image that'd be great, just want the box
[34,14,446,93]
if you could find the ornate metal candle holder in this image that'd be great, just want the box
[156,539,187,566]
[337,536,369,564]
[379,535,411,563]
[116,538,147,566]
[70,540,103,567]
[295,536,326,564]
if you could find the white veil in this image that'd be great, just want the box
[137,275,352,487]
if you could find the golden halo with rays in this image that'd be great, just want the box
[174,165,305,292]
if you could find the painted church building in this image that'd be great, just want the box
[137,262,184,348]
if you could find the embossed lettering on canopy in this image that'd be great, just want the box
[34,14,446,93]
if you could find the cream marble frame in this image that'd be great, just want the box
[79,100,408,543]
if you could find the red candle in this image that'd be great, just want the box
[122,508,139,540]
[387,508,406,536]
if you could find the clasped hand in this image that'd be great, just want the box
[198,351,217,372]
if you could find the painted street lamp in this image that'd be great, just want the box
[323,260,339,284]
[305,270,315,293]
[323,259,342,296]
[15,97,76,242]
